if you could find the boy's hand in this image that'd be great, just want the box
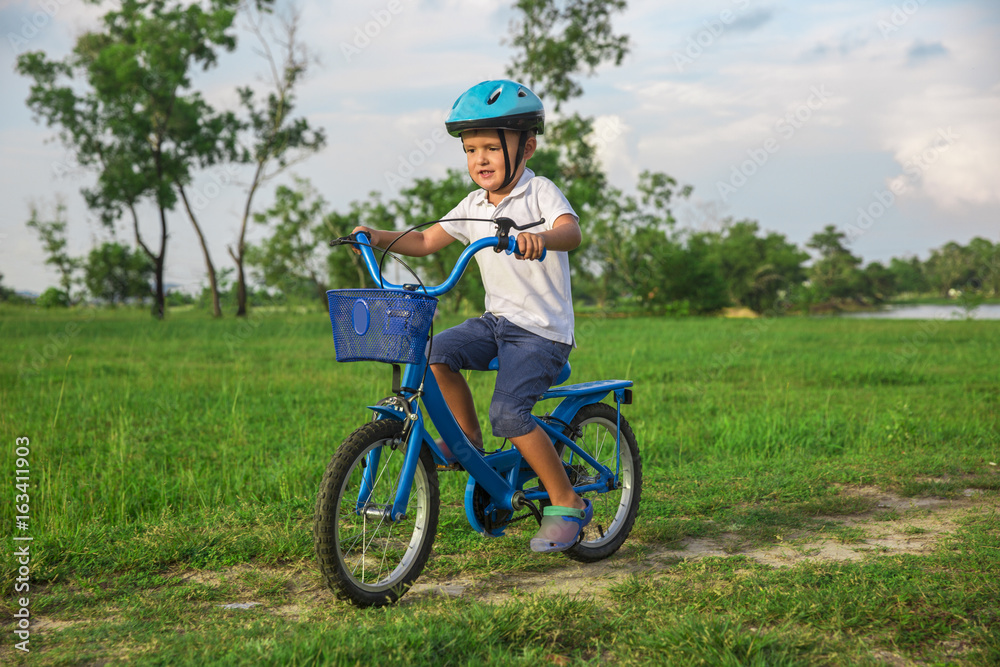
[516,232,546,260]
[350,226,379,253]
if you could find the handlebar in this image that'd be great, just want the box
[348,232,545,297]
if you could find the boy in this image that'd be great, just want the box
[353,79,590,552]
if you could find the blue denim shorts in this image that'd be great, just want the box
[428,313,572,439]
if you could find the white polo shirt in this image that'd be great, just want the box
[439,169,577,346]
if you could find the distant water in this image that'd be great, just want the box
[838,304,1000,320]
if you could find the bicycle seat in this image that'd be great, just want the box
[487,357,572,386]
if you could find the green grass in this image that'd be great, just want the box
[1,306,998,665]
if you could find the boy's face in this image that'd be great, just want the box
[460,129,536,193]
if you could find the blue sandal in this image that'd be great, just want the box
[530,500,593,553]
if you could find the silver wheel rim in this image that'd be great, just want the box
[334,441,429,592]
[572,415,634,547]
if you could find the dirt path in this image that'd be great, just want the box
[405,487,996,603]
[9,486,994,667]
[24,487,997,628]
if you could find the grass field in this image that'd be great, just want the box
[1,305,998,665]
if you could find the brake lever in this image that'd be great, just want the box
[494,217,545,232]
[328,233,359,247]
[493,217,545,253]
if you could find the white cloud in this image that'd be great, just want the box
[881,86,1000,209]
[590,114,633,182]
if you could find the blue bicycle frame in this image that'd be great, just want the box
[351,232,633,535]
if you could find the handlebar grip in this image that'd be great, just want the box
[507,234,546,261]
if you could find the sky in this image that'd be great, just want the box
[1,0,998,295]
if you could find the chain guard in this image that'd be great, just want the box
[470,482,512,536]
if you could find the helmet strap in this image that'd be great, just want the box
[496,129,529,191]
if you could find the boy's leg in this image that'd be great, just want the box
[430,364,484,450]
[489,318,583,509]
[427,315,499,451]
[509,426,585,510]
[479,318,589,552]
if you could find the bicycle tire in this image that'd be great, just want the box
[314,419,439,607]
[561,402,642,563]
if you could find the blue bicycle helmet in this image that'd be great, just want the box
[446,80,545,189]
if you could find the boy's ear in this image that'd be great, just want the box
[522,135,537,162]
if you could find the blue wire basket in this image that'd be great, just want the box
[326,289,438,365]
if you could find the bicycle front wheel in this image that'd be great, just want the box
[561,402,642,563]
[314,419,439,607]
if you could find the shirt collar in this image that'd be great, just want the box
[473,168,535,207]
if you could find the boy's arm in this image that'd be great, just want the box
[515,213,581,261]
[351,223,456,257]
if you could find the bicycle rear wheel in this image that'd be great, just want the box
[561,402,642,562]
[314,419,439,607]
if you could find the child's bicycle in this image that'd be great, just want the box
[315,219,642,607]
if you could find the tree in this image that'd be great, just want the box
[246,177,330,304]
[84,242,154,305]
[25,199,80,300]
[573,170,693,310]
[37,287,71,308]
[923,237,1000,298]
[230,3,326,317]
[806,225,865,302]
[506,0,630,222]
[625,228,728,314]
[888,256,930,295]
[507,0,630,113]
[16,0,271,319]
[861,261,896,303]
[966,237,1000,296]
[699,219,808,314]
[925,241,975,297]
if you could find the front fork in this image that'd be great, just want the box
[353,392,427,523]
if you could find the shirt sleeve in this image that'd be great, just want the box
[533,178,578,230]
